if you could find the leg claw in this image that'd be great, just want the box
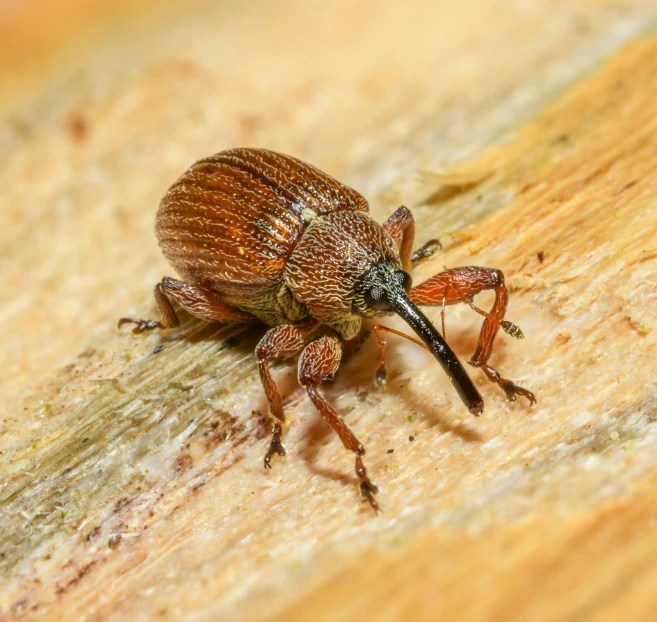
[360,479,380,513]
[355,454,380,512]
[501,381,536,406]
[411,239,443,264]
[476,365,536,407]
[263,438,286,469]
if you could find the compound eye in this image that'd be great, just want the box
[364,285,392,311]
[397,271,412,292]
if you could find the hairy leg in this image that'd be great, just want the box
[118,277,253,333]
[256,321,320,467]
[298,334,380,512]
[410,267,535,404]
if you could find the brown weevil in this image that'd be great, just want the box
[119,148,535,511]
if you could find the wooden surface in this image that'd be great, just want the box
[1,1,657,620]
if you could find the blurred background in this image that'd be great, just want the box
[2,1,657,620]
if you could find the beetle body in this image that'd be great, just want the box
[156,150,374,333]
[121,148,535,512]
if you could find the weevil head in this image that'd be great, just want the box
[352,261,412,318]
[285,211,405,339]
[285,209,483,414]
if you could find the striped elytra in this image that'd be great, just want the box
[121,147,535,512]
[156,148,371,329]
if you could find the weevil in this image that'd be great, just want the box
[119,148,535,511]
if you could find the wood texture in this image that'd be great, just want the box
[1,1,657,620]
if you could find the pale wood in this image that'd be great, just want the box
[1,1,657,620]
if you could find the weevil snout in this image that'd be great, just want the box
[355,261,484,417]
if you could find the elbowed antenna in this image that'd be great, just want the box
[390,289,484,416]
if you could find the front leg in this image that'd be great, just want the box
[298,335,380,512]
[256,321,319,468]
[410,267,535,405]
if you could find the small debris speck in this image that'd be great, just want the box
[108,534,122,549]
[387,448,394,454]
[407,415,414,423]
[152,344,166,355]
[610,430,620,441]
[65,113,88,141]
[537,251,545,263]
[409,435,415,442]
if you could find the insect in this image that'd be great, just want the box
[119,148,535,511]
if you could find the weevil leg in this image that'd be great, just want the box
[411,238,443,265]
[381,206,442,269]
[371,326,389,385]
[410,267,535,405]
[369,325,430,386]
[382,206,415,271]
[478,364,536,405]
[341,326,387,384]
[256,321,320,468]
[299,335,380,512]
[118,277,254,333]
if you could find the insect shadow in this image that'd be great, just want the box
[294,336,486,492]
[343,330,485,443]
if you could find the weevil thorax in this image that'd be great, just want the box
[285,210,403,340]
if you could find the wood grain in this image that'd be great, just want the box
[1,1,657,620]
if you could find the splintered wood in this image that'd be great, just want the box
[1,1,656,620]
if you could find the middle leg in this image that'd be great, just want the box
[370,324,429,386]
[298,334,380,512]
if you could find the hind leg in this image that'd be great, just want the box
[256,321,320,467]
[299,334,380,512]
[118,277,253,333]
